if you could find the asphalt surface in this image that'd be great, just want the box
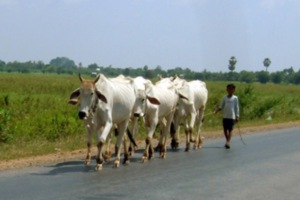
[0,127,300,200]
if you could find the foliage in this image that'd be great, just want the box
[0,73,85,146]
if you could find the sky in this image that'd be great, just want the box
[0,0,299,72]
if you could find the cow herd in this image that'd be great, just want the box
[69,73,208,171]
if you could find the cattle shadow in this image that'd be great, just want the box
[30,160,94,176]
[31,146,197,176]
[202,146,225,149]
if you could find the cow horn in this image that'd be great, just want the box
[79,73,83,82]
[94,74,100,83]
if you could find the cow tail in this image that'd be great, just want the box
[127,128,137,147]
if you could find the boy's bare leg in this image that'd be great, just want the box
[224,129,232,149]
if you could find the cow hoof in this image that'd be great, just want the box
[185,148,190,152]
[113,160,120,168]
[123,160,130,165]
[103,151,112,162]
[85,160,91,166]
[171,139,179,149]
[85,153,91,165]
[141,156,148,163]
[95,164,102,171]
[161,154,166,159]
[154,144,161,152]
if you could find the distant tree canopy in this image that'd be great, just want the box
[263,58,271,71]
[228,56,237,72]
[0,57,300,85]
[49,57,76,68]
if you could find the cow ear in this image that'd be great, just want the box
[179,93,188,101]
[69,88,80,105]
[69,88,80,100]
[147,96,160,105]
[95,90,107,103]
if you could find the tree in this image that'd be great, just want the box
[291,70,300,84]
[270,72,283,84]
[228,56,237,72]
[88,63,100,70]
[49,57,76,68]
[256,71,270,84]
[263,58,271,72]
[239,71,256,83]
[283,67,295,83]
[0,60,6,71]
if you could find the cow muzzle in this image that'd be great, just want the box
[78,111,87,120]
[134,113,144,117]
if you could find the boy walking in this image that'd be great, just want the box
[215,84,240,149]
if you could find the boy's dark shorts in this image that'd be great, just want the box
[223,118,235,131]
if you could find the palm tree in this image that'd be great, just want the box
[263,58,271,72]
[228,56,237,72]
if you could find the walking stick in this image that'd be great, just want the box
[236,121,246,145]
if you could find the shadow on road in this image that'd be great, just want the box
[30,144,213,176]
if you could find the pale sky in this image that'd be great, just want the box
[0,0,299,72]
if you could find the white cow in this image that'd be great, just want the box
[133,78,182,161]
[110,75,151,156]
[69,74,136,170]
[171,76,208,151]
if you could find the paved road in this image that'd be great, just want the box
[1,127,300,200]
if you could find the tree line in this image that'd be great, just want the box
[0,56,300,84]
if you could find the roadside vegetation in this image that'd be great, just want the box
[0,73,300,161]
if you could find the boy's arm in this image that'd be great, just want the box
[235,97,240,121]
[215,97,224,114]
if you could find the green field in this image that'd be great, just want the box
[1,73,300,160]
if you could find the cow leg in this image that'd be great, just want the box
[148,142,154,160]
[85,122,93,165]
[160,113,174,159]
[159,121,168,159]
[185,129,190,152]
[95,141,105,171]
[189,112,197,143]
[170,115,180,150]
[114,120,129,168]
[129,117,139,156]
[123,135,130,165]
[154,129,163,152]
[86,142,92,165]
[95,123,113,171]
[103,131,112,162]
[142,116,158,162]
[194,107,205,150]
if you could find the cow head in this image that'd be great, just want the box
[68,74,107,120]
[132,82,160,117]
[133,89,147,117]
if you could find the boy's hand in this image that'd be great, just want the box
[235,116,239,122]
[214,108,221,114]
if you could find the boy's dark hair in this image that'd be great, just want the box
[227,83,236,89]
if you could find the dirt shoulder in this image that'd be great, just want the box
[1,121,300,171]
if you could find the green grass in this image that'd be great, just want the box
[0,73,300,160]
